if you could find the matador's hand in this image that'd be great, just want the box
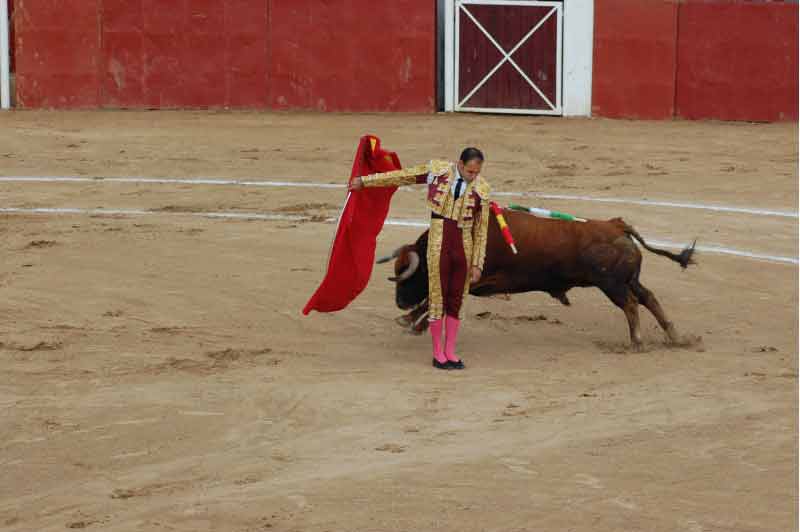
[348,177,364,191]
[470,266,482,283]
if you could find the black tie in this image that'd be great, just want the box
[454,177,464,200]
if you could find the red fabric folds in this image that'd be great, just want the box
[302,135,402,315]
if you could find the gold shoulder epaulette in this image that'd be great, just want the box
[474,177,491,199]
[428,160,452,177]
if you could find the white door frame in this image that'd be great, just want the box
[0,0,10,109]
[444,0,455,111]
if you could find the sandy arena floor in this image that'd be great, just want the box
[0,111,797,532]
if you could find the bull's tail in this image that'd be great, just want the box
[625,224,697,269]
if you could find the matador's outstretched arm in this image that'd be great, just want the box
[348,160,453,190]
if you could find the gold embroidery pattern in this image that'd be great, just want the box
[426,218,445,321]
[433,174,449,208]
[361,163,430,188]
[429,159,451,176]
[419,172,489,321]
[459,228,474,320]
[463,184,477,222]
[471,200,490,272]
[428,167,458,215]
[454,179,475,229]
[473,177,491,199]
[426,170,487,228]
[439,173,455,218]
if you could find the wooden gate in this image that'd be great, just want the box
[454,0,563,115]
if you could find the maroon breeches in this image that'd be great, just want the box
[439,218,467,317]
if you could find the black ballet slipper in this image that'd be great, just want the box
[432,358,451,370]
[447,359,465,370]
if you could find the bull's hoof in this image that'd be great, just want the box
[551,292,571,306]
[412,321,429,334]
[408,325,425,336]
[395,315,414,327]
[664,325,681,345]
[631,342,646,353]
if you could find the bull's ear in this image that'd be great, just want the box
[387,276,399,282]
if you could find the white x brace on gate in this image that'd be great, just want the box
[449,0,563,115]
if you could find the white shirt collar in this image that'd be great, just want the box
[451,167,465,194]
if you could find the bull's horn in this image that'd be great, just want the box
[376,247,402,264]
[388,251,419,282]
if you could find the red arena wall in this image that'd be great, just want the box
[592,0,679,120]
[593,0,798,122]
[12,0,798,120]
[675,1,798,122]
[13,0,436,111]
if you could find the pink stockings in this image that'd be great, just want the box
[429,315,461,363]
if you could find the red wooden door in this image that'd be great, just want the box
[456,0,562,115]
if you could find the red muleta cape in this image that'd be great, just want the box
[302,135,402,315]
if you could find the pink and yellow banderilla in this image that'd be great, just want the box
[489,201,517,255]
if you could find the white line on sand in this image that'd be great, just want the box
[2,206,797,265]
[1,175,796,219]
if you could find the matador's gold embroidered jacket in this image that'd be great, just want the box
[361,160,491,272]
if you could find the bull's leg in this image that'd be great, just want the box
[396,304,430,335]
[395,313,414,327]
[630,280,680,344]
[412,307,431,334]
[600,284,644,351]
[622,291,644,351]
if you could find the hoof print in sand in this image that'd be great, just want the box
[375,443,406,453]
[24,240,57,249]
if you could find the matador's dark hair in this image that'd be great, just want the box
[459,147,484,164]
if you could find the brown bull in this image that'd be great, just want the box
[378,210,696,350]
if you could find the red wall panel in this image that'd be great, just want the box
[592,0,678,120]
[14,0,101,108]
[675,1,798,122]
[102,31,144,107]
[268,0,434,112]
[100,0,142,106]
[223,0,269,107]
[14,0,434,111]
[593,0,798,122]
